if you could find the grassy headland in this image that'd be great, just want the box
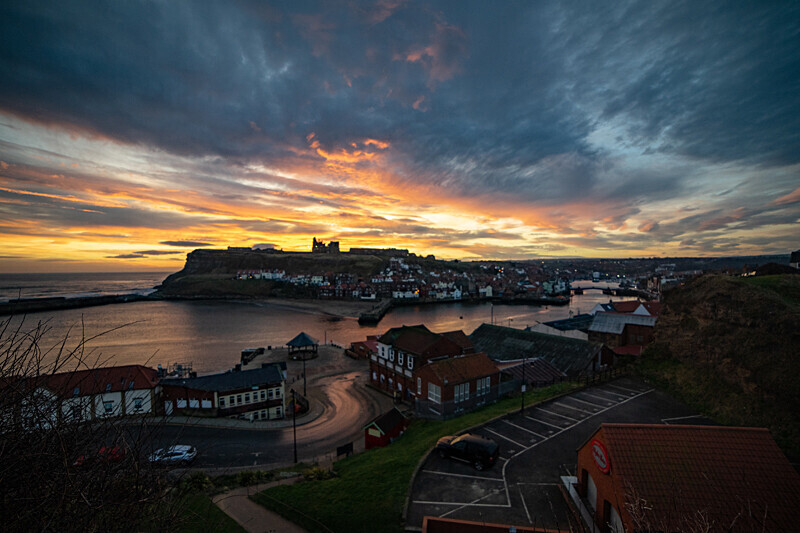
[634,273,800,459]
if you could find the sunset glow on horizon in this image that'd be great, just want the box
[1,2,799,273]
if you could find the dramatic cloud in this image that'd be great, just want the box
[0,0,798,271]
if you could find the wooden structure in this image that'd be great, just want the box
[286,332,319,359]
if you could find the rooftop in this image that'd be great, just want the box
[596,424,800,532]
[162,364,283,392]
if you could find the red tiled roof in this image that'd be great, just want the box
[44,365,159,398]
[440,330,474,352]
[415,353,498,386]
[641,301,663,316]
[611,301,640,313]
[598,424,800,532]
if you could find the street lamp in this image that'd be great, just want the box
[520,353,527,415]
[302,353,307,396]
[291,388,298,464]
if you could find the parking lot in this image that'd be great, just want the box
[405,377,715,531]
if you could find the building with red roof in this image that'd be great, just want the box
[41,364,160,421]
[369,325,473,400]
[413,352,500,419]
[569,424,800,533]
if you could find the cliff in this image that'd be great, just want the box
[156,248,387,298]
[639,273,800,457]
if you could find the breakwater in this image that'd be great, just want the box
[0,294,153,316]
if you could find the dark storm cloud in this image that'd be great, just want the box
[160,240,213,247]
[1,0,799,218]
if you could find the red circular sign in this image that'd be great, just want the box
[590,439,610,473]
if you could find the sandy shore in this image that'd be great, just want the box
[252,297,376,319]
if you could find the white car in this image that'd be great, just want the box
[148,444,197,465]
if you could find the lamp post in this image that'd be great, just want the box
[520,353,527,415]
[302,353,307,396]
[291,388,298,464]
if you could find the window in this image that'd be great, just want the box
[397,382,402,391]
[105,383,112,393]
[220,397,225,407]
[276,406,282,418]
[237,394,242,404]
[128,381,135,390]
[133,398,143,410]
[428,383,441,404]
[372,371,377,381]
[389,350,394,362]
[477,376,490,396]
[380,374,385,384]
[73,387,80,397]
[398,353,404,366]
[454,383,469,403]
[268,389,274,399]
[103,401,114,414]
[275,389,281,398]
[417,377,422,395]
[244,393,250,403]
[407,356,414,370]
[260,390,266,401]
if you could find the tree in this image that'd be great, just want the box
[0,316,187,532]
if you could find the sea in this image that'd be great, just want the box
[0,273,634,375]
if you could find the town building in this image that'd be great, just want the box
[161,364,286,420]
[369,325,473,401]
[363,407,408,450]
[41,365,160,422]
[791,249,800,269]
[568,424,800,533]
[413,352,500,419]
[470,323,612,377]
[587,313,657,355]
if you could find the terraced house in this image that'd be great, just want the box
[369,324,473,401]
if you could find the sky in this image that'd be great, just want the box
[1,1,799,273]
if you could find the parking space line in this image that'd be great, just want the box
[525,415,563,429]
[519,486,532,524]
[604,383,643,394]
[485,427,525,448]
[536,406,580,422]
[554,401,596,415]
[422,470,505,482]
[579,390,621,403]
[411,387,655,519]
[503,419,546,438]
[661,414,708,424]
[413,499,509,508]
[439,492,510,517]
[562,395,604,408]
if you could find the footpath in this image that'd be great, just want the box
[212,478,310,533]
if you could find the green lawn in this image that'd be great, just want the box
[176,492,246,533]
[251,381,581,533]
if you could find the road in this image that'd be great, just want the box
[130,354,394,471]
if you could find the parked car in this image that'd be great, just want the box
[73,445,127,467]
[148,444,197,466]
[435,433,499,471]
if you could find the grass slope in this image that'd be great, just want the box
[635,273,800,459]
[251,382,581,533]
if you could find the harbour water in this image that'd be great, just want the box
[1,274,633,375]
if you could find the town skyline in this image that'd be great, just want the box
[1,1,799,273]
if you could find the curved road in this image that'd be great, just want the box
[142,370,392,471]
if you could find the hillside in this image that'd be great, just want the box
[638,274,800,458]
